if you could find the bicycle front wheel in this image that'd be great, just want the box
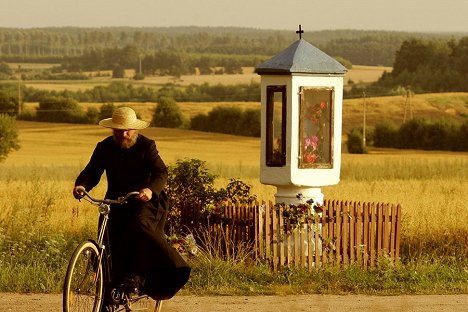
[63,241,104,312]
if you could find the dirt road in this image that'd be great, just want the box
[1,293,468,312]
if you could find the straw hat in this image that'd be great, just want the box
[99,107,149,130]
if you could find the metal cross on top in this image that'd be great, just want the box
[296,25,304,39]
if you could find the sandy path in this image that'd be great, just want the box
[1,293,468,312]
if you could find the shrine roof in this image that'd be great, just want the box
[255,39,347,75]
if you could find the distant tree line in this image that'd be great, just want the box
[0,82,260,110]
[1,27,464,68]
[59,46,265,77]
[375,37,468,92]
[345,37,468,96]
[347,118,468,153]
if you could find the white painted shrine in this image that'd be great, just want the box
[255,30,347,206]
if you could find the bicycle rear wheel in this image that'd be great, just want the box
[63,241,104,312]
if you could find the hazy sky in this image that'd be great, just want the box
[1,0,467,33]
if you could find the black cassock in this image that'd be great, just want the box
[75,134,190,300]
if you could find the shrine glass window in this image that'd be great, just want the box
[266,85,286,167]
[299,87,334,169]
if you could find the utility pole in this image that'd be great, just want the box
[403,85,413,122]
[139,54,142,75]
[17,65,22,115]
[362,91,367,148]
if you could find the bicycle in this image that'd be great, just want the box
[63,186,162,312]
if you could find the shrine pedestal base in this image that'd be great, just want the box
[275,185,324,205]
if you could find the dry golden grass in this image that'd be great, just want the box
[342,92,468,132]
[344,65,392,84]
[3,120,262,176]
[1,121,466,239]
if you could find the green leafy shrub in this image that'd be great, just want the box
[0,114,20,162]
[36,96,86,123]
[371,119,467,151]
[373,121,398,147]
[347,128,367,154]
[151,96,186,128]
[98,103,116,120]
[190,106,260,137]
[164,158,256,235]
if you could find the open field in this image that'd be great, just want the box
[0,121,467,295]
[1,121,467,234]
[14,65,391,91]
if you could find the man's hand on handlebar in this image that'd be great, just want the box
[137,188,153,202]
[73,186,150,203]
[73,185,86,199]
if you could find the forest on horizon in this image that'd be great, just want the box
[0,26,466,67]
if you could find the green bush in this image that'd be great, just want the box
[151,96,186,128]
[0,89,18,115]
[133,73,145,80]
[98,103,116,120]
[164,158,256,235]
[36,96,86,123]
[237,108,261,137]
[455,121,468,151]
[371,119,467,151]
[112,66,125,78]
[373,121,398,147]
[190,106,260,137]
[207,106,243,134]
[347,128,367,154]
[0,114,20,162]
[398,118,428,149]
[165,158,222,235]
[0,61,13,76]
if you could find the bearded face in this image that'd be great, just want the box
[113,129,138,149]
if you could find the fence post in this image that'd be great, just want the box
[258,201,265,262]
[377,202,383,259]
[272,202,278,271]
[279,204,285,268]
[335,200,342,268]
[313,213,321,270]
[265,201,271,266]
[395,204,402,262]
[363,202,369,269]
[307,217,313,271]
[383,203,390,253]
[342,200,349,266]
[322,200,329,267]
[327,200,336,266]
[369,202,376,267]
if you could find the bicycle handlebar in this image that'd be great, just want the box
[75,186,140,205]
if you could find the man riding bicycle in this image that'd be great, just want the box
[73,107,190,310]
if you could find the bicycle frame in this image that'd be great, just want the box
[77,188,140,305]
[64,188,162,312]
[95,202,112,299]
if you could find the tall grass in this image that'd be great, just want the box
[1,152,467,294]
[1,121,467,294]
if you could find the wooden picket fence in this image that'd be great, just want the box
[183,199,401,270]
[256,200,401,270]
